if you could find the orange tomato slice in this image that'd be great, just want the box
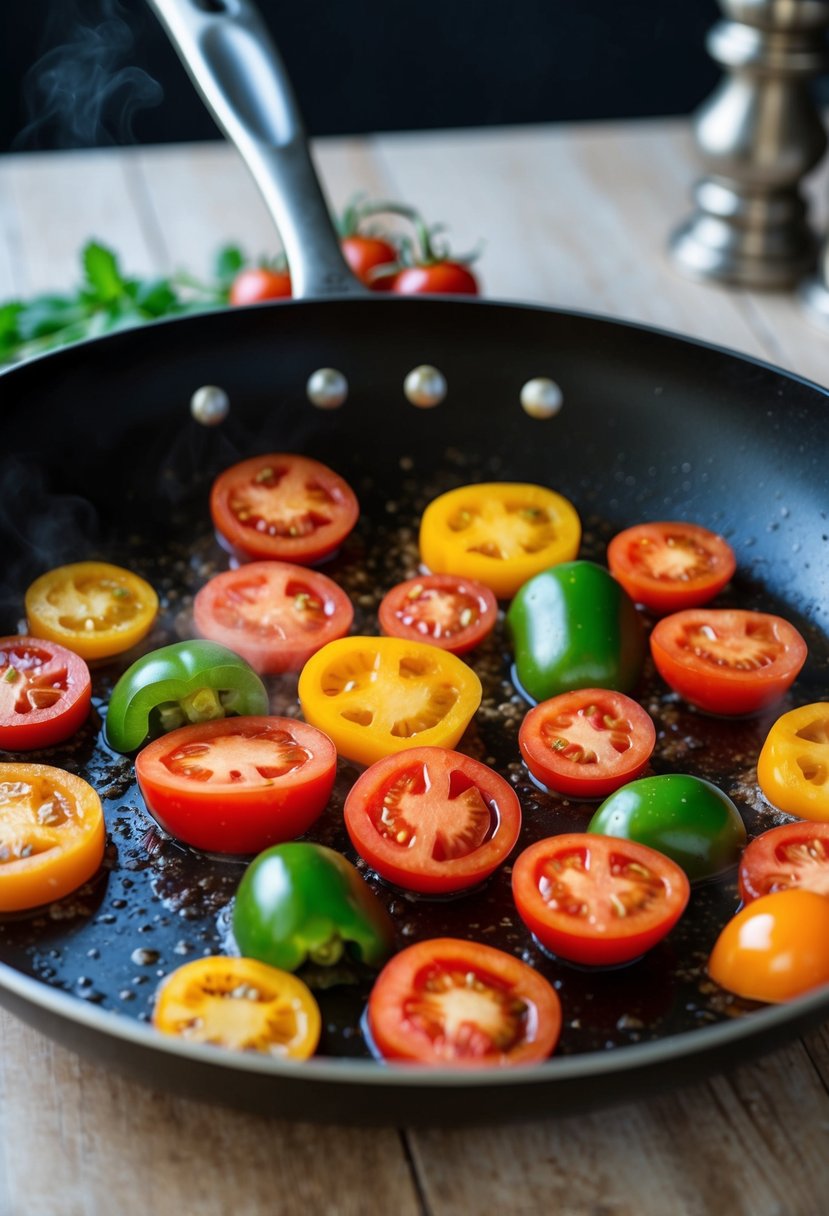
[0,763,105,911]
[26,561,158,660]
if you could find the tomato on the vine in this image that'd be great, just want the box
[739,822,829,903]
[708,889,829,1003]
[378,573,497,655]
[194,561,353,674]
[512,833,690,966]
[391,261,479,296]
[0,637,91,751]
[228,267,292,305]
[210,453,359,565]
[340,235,397,289]
[135,716,336,855]
[518,689,655,799]
[366,937,562,1066]
[343,746,521,895]
[607,521,736,615]
[153,956,321,1057]
[650,608,807,715]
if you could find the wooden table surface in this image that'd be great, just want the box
[1,119,828,1216]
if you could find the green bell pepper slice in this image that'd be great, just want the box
[506,560,645,703]
[232,841,396,972]
[588,773,747,881]
[104,639,269,753]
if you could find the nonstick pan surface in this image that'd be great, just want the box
[0,294,828,1125]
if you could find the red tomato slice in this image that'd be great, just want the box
[210,454,359,564]
[739,822,829,904]
[650,609,807,716]
[512,833,690,966]
[193,561,353,674]
[0,637,91,751]
[378,574,498,656]
[366,937,561,1066]
[607,521,736,614]
[518,689,655,799]
[135,716,336,855]
[343,746,521,895]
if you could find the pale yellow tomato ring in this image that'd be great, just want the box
[25,561,158,660]
[153,956,321,1059]
[418,482,581,599]
[0,763,105,912]
[757,703,829,823]
[298,636,482,767]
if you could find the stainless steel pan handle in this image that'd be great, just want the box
[148,0,367,300]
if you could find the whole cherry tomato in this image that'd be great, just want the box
[391,261,479,296]
[340,235,397,289]
[228,267,292,305]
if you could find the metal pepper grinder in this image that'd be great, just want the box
[670,0,829,289]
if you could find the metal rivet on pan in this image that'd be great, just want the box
[520,377,563,419]
[190,385,230,426]
[404,365,447,408]
[307,367,348,409]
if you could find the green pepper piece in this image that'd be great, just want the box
[588,773,747,881]
[232,842,396,972]
[104,639,269,753]
[506,560,645,703]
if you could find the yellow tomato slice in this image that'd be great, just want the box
[152,956,321,1059]
[298,636,482,766]
[25,561,159,660]
[0,763,105,911]
[757,703,829,823]
[419,482,581,599]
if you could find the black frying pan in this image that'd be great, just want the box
[0,0,827,1127]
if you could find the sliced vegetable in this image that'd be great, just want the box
[419,482,581,600]
[193,561,353,675]
[135,716,336,855]
[607,521,736,614]
[0,763,105,911]
[708,889,829,1003]
[378,573,497,655]
[511,833,689,966]
[298,636,482,767]
[366,937,562,1066]
[232,841,395,971]
[588,773,746,882]
[25,561,158,661]
[650,608,807,716]
[343,747,521,895]
[210,453,360,565]
[0,637,91,751]
[507,561,645,704]
[104,640,269,754]
[756,703,829,822]
[152,956,321,1057]
[739,822,829,903]
[518,689,655,799]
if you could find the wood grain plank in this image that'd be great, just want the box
[0,1009,421,1216]
[1,148,163,295]
[407,1042,829,1216]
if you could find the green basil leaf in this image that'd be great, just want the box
[82,242,126,302]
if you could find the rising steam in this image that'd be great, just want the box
[13,0,162,151]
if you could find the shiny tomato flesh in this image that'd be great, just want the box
[193,561,353,674]
[343,746,521,894]
[0,638,91,750]
[367,937,561,1066]
[607,521,736,614]
[25,561,158,661]
[210,454,359,564]
[135,716,336,855]
[378,574,497,655]
[518,689,655,799]
[739,822,829,903]
[650,608,807,715]
[512,833,690,965]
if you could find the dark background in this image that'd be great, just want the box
[1,0,731,154]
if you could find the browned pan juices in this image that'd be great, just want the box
[0,444,820,1062]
